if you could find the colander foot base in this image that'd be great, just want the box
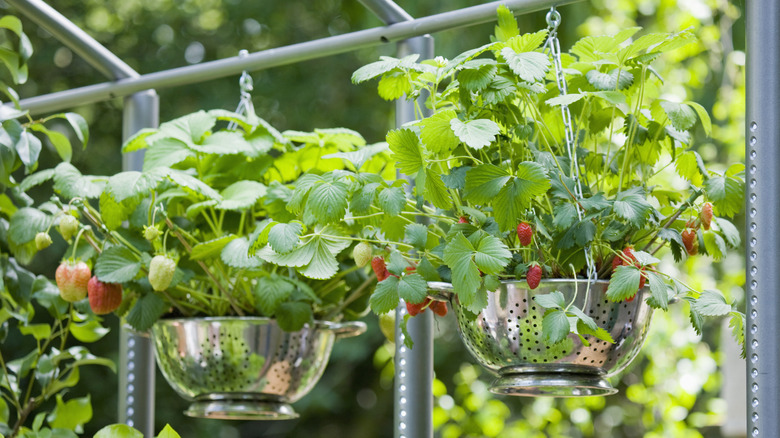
[490,369,617,397]
[185,396,298,420]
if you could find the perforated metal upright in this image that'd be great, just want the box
[745,0,780,436]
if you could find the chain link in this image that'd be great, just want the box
[544,7,597,283]
[228,49,256,130]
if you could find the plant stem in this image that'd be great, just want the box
[166,218,246,316]
[323,274,376,320]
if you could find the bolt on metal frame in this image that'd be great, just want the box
[6,0,763,436]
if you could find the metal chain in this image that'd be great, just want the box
[228,49,256,130]
[543,7,597,283]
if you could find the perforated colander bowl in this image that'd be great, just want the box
[429,279,653,397]
[150,317,365,420]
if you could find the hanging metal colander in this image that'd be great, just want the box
[429,279,653,397]
[150,317,365,420]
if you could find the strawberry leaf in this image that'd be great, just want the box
[397,274,428,304]
[370,276,400,314]
[647,271,669,310]
[191,235,238,260]
[729,311,746,358]
[704,173,743,217]
[450,119,500,150]
[424,167,452,210]
[715,217,740,248]
[464,164,511,204]
[275,301,313,332]
[217,180,267,211]
[95,246,141,283]
[267,222,303,254]
[378,186,406,216]
[307,181,348,223]
[542,309,570,344]
[404,223,429,250]
[253,274,295,315]
[126,293,167,332]
[612,187,652,227]
[142,138,195,171]
[387,129,424,176]
[107,170,164,203]
[468,230,511,275]
[493,5,519,42]
[658,100,697,131]
[533,291,565,310]
[606,266,641,302]
[442,232,482,309]
[420,110,460,153]
[586,69,634,91]
[458,60,498,91]
[692,290,731,317]
[501,48,550,82]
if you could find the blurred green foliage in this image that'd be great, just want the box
[3,0,745,436]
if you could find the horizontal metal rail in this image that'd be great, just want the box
[7,0,138,80]
[17,0,581,115]
[359,0,413,25]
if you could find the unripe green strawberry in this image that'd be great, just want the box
[379,312,395,343]
[526,263,542,290]
[700,202,713,230]
[352,242,372,268]
[517,222,533,246]
[58,215,79,241]
[148,255,176,291]
[371,256,390,281]
[87,276,123,314]
[55,261,91,302]
[35,232,52,250]
[143,225,161,241]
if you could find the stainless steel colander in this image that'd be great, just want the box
[429,279,653,397]
[150,317,365,420]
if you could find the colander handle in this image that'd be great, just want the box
[426,281,453,302]
[331,321,367,339]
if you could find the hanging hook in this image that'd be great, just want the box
[546,7,561,32]
[238,49,254,96]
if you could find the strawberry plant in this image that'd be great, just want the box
[267,7,745,350]
[0,16,113,437]
[15,109,392,333]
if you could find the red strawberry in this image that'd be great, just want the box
[432,300,448,317]
[700,202,713,230]
[56,261,91,302]
[681,229,698,255]
[517,222,533,246]
[622,246,637,264]
[639,269,646,289]
[87,277,123,314]
[148,255,176,291]
[371,256,390,281]
[526,263,542,290]
[626,294,636,302]
[406,300,427,317]
[611,254,623,271]
[457,216,469,224]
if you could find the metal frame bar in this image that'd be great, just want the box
[745,1,779,436]
[6,0,137,79]
[15,0,580,116]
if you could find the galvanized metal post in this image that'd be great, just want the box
[745,1,780,436]
[394,35,434,438]
[118,90,159,437]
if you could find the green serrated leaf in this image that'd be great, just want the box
[397,274,428,304]
[458,60,497,91]
[126,293,167,332]
[704,174,743,217]
[268,222,303,254]
[420,110,460,154]
[404,223,429,250]
[659,100,697,131]
[494,5,519,42]
[586,68,634,91]
[217,180,267,211]
[505,30,548,52]
[157,424,181,438]
[95,246,141,283]
[612,187,652,227]
[542,309,570,344]
[702,231,726,261]
[253,274,295,315]
[52,162,105,199]
[107,170,164,203]
[464,164,511,204]
[221,237,263,269]
[370,276,400,314]
[276,301,313,332]
[351,56,402,84]
[378,71,411,100]
[501,48,550,82]
[715,217,740,248]
[378,186,406,216]
[69,319,109,343]
[191,235,238,260]
[469,231,511,275]
[8,207,51,244]
[387,129,423,176]
[693,290,732,317]
[606,266,641,301]
[450,119,500,150]
[647,271,668,310]
[533,291,565,309]
[166,170,221,201]
[424,167,452,210]
[142,138,196,171]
